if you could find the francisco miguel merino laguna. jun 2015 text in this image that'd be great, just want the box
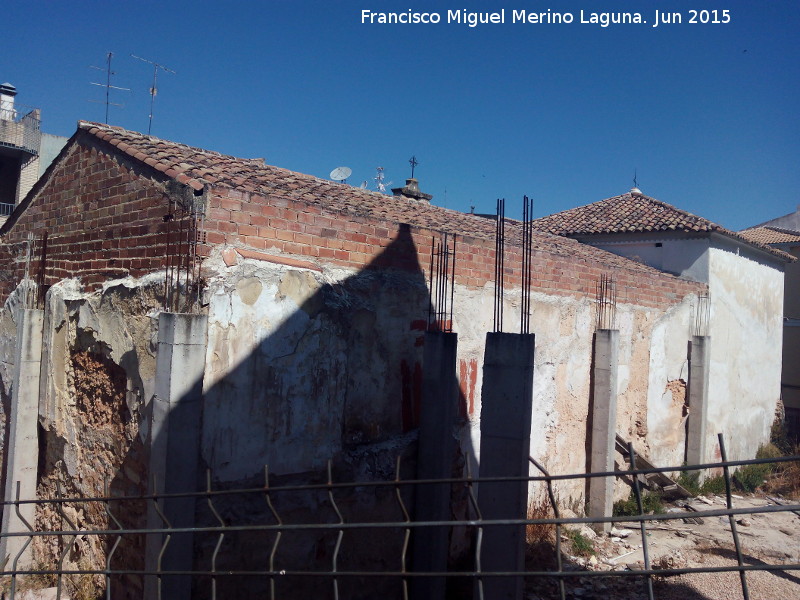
[360,8,732,28]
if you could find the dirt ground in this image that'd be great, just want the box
[526,493,800,600]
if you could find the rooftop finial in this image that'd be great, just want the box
[409,155,418,179]
[631,169,642,194]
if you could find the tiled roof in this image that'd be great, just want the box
[531,191,791,261]
[739,226,800,246]
[531,192,723,236]
[75,122,678,275]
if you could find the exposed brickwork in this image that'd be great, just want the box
[202,187,705,309]
[0,133,195,302]
[0,123,707,311]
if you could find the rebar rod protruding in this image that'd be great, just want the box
[520,196,534,334]
[694,292,710,337]
[494,198,505,333]
[596,274,617,330]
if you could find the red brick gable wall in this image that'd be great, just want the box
[0,135,192,303]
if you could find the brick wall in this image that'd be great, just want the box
[0,135,194,303]
[202,187,706,309]
[0,134,706,310]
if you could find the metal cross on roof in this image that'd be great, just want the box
[409,155,418,178]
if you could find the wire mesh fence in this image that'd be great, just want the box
[0,437,798,600]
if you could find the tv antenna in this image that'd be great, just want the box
[374,167,392,193]
[131,54,176,135]
[330,166,352,183]
[89,52,129,124]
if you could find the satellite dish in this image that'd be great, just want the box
[330,166,352,182]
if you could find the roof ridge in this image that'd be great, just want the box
[760,224,800,236]
[79,120,250,162]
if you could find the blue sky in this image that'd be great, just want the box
[3,0,798,229]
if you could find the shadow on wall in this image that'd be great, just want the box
[107,223,476,600]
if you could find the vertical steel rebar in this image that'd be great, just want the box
[694,292,710,337]
[719,434,750,600]
[627,443,655,600]
[23,233,33,309]
[427,234,456,331]
[521,196,534,335]
[35,231,48,309]
[449,235,456,330]
[596,274,617,330]
[493,198,506,333]
[163,198,174,312]
[427,236,435,328]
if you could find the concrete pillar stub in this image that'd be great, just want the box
[477,332,535,600]
[145,312,207,600]
[686,336,710,475]
[588,329,619,534]
[0,309,44,571]
[412,331,458,600]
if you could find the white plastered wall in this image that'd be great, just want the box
[705,243,784,462]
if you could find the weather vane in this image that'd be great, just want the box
[633,169,638,189]
[409,155,419,178]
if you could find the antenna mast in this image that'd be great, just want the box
[131,54,176,135]
[89,52,129,124]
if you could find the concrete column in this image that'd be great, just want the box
[477,332,535,600]
[412,331,458,600]
[0,309,44,571]
[588,329,619,533]
[145,313,207,600]
[686,336,710,472]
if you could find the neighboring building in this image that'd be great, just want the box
[532,190,791,464]
[741,211,800,442]
[0,83,67,225]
